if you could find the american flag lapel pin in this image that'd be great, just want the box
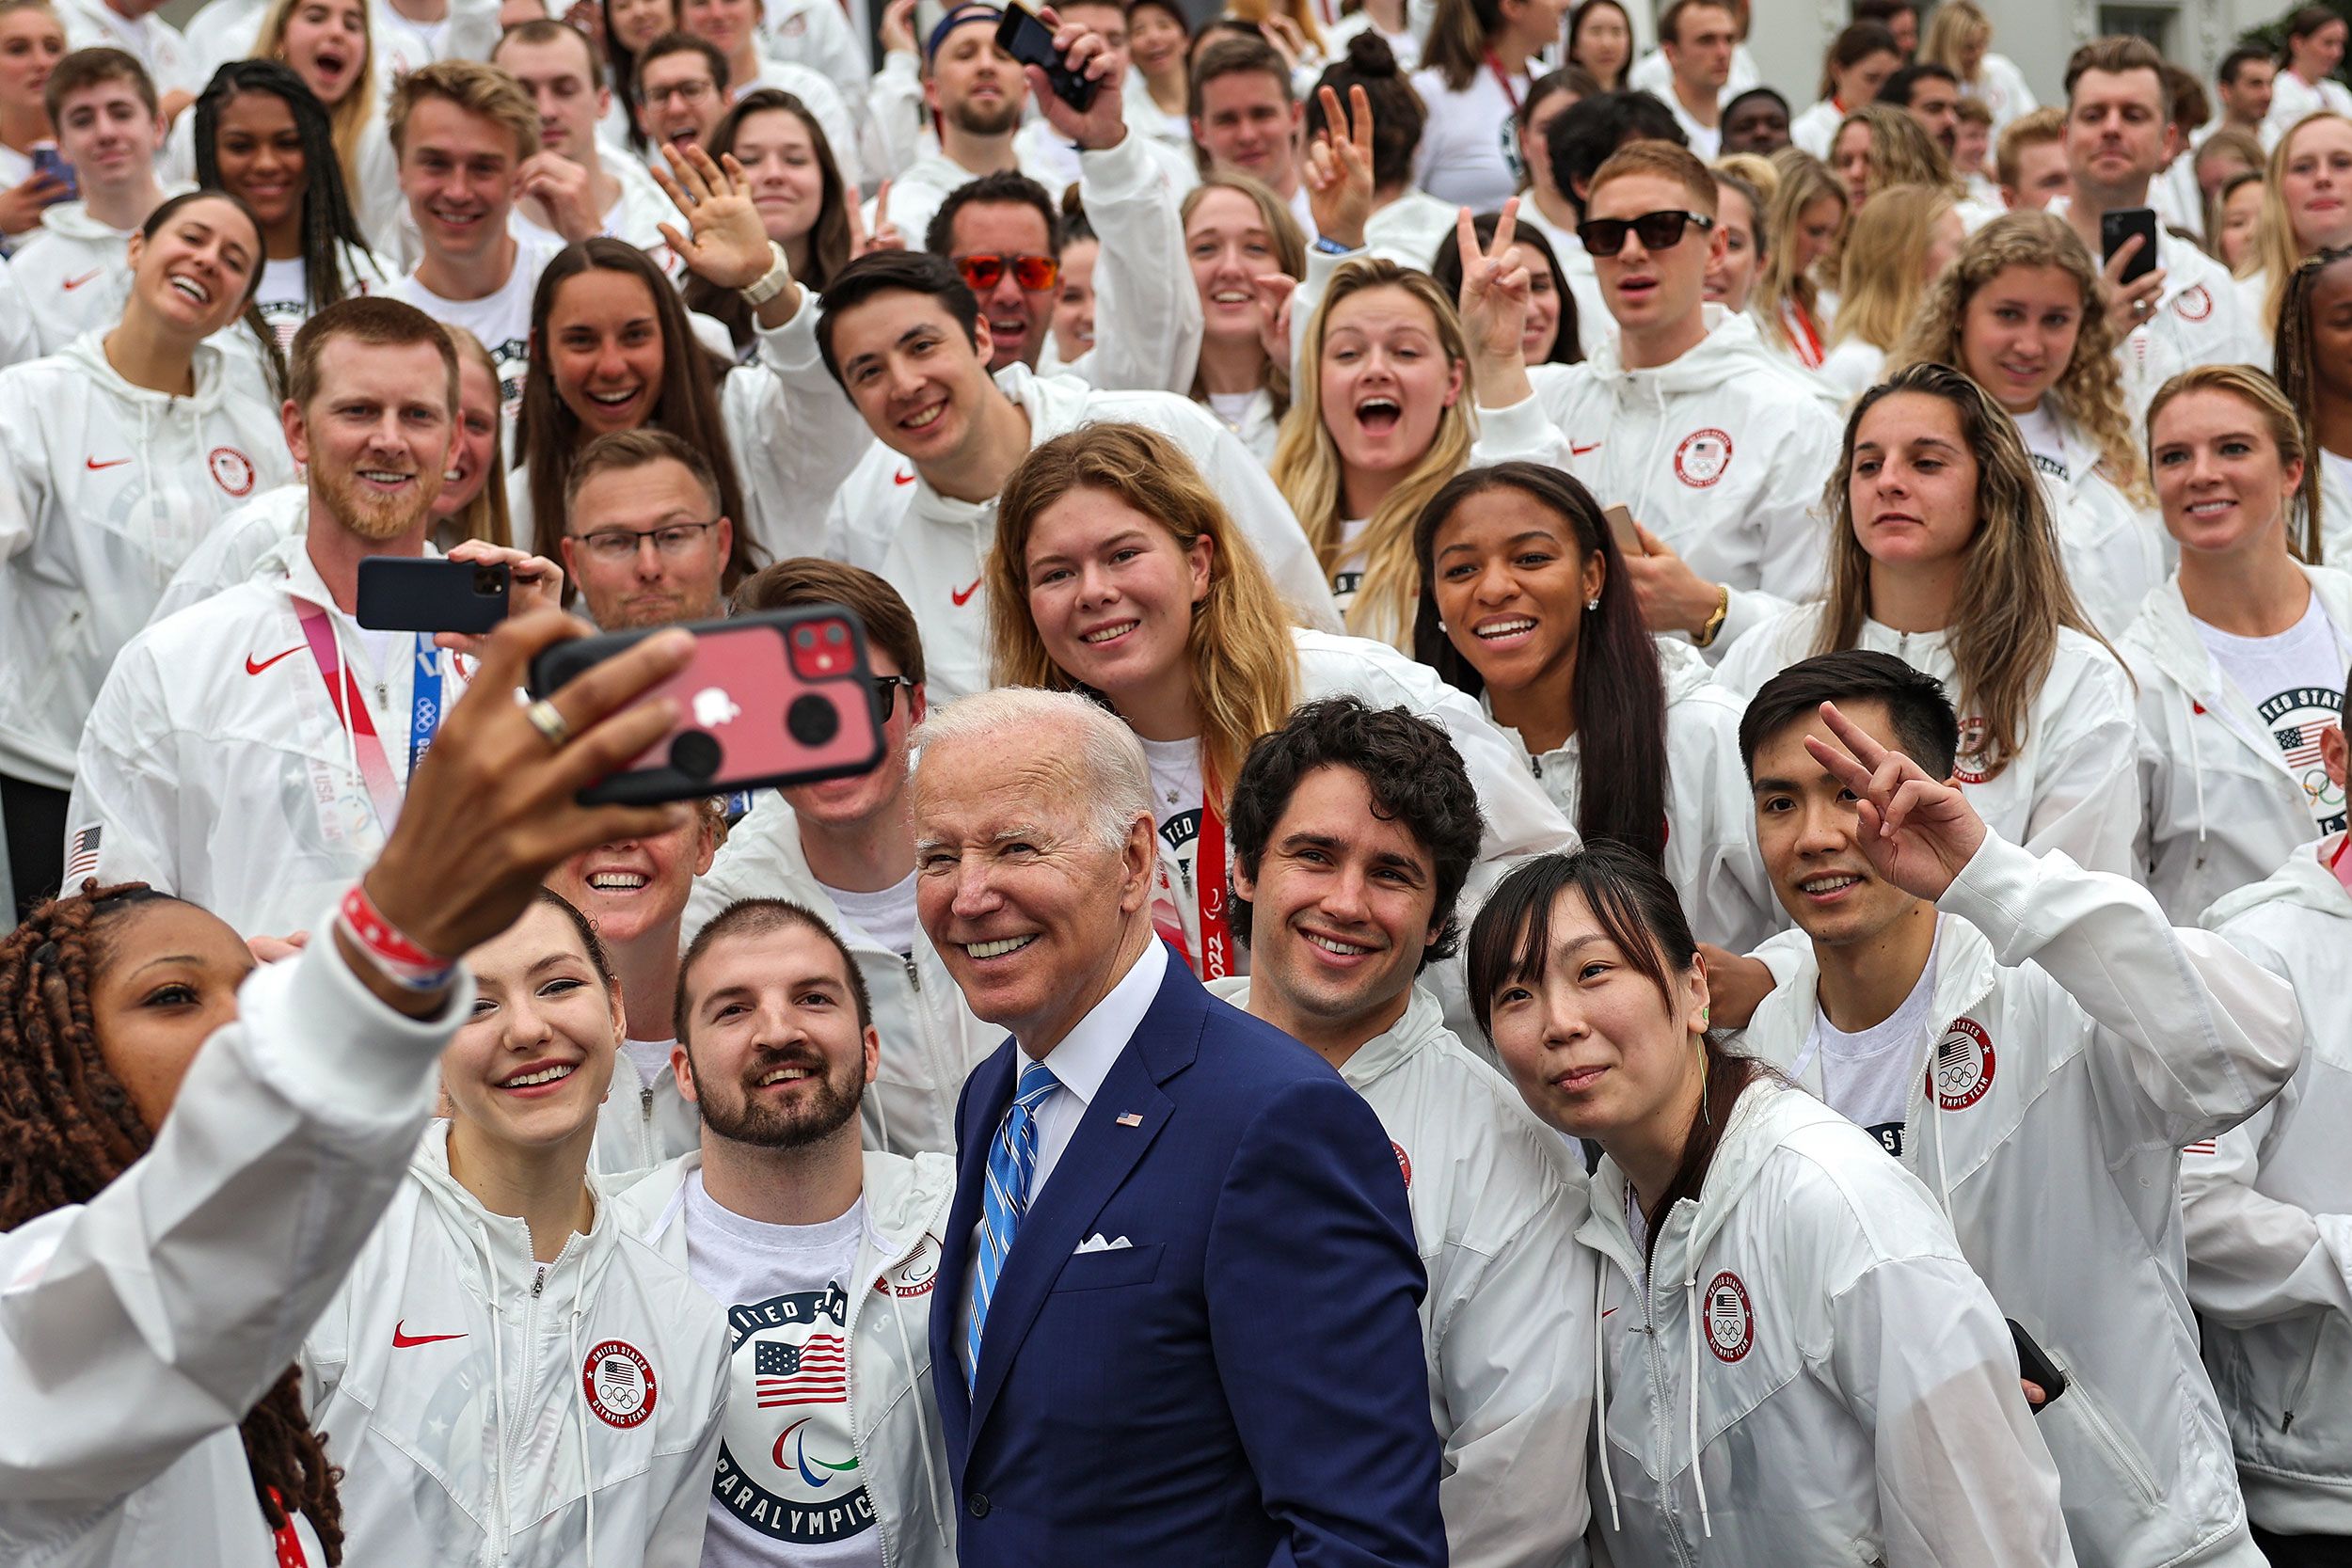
[1116,1112,1143,1128]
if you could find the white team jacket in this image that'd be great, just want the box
[2122,565,2352,922]
[1208,980,1593,1568]
[0,926,469,1568]
[593,1046,704,1180]
[823,363,1341,702]
[1471,305,1846,657]
[304,1121,730,1567]
[67,535,470,937]
[2190,835,2352,1538]
[616,1149,960,1568]
[8,204,132,356]
[1738,834,2301,1568]
[1578,1078,2075,1568]
[681,793,999,1159]
[1716,605,2143,879]
[0,331,293,789]
[2030,406,2167,641]
[1506,638,1777,955]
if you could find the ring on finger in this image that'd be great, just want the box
[524,698,572,751]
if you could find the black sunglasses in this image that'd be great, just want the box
[871,673,915,715]
[1577,209,1715,258]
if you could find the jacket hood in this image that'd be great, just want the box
[1204,977,1449,1092]
[408,1118,622,1307]
[34,199,128,244]
[1580,305,1820,401]
[60,327,247,418]
[2204,833,2352,928]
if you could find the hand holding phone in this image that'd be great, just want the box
[527,605,886,805]
[996,2,1097,113]
[2100,206,2159,287]
[2007,1318,2069,1412]
[1602,504,1643,556]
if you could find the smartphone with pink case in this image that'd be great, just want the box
[528,605,885,805]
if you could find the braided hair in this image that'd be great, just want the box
[195,60,373,320]
[2270,245,2350,565]
[0,883,345,1562]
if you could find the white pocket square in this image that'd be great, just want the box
[1075,1233,1133,1254]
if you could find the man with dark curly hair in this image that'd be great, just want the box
[1214,694,1594,1568]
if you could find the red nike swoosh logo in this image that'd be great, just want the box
[1571,442,1602,455]
[244,646,302,675]
[893,468,914,485]
[1600,1306,1617,1317]
[85,456,130,470]
[951,578,982,607]
[61,268,102,291]
[391,1321,469,1349]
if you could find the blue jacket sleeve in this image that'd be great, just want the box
[1204,1072,1448,1568]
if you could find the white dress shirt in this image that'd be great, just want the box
[1025,936,1168,1200]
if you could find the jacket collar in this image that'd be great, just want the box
[1743,911,1998,1097]
[1205,974,1447,1092]
[2129,565,2352,762]
[407,1118,619,1308]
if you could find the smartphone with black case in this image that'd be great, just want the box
[996,1,1097,113]
[30,142,74,204]
[2100,206,2160,287]
[357,558,512,634]
[2008,1319,2069,1411]
[527,605,886,806]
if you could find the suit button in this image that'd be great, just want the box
[966,1493,991,1518]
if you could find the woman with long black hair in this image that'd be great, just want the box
[1414,462,1774,952]
[193,58,387,352]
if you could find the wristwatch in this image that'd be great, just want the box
[1692,584,1732,649]
[1311,235,1356,256]
[741,241,794,306]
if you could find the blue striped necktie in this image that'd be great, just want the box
[966,1060,1059,1391]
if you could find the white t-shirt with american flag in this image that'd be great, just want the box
[682,1179,883,1568]
[2193,595,2351,838]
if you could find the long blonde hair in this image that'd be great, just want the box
[254,0,374,204]
[1887,209,2149,504]
[1920,0,1990,87]
[1818,362,2107,779]
[989,422,1301,801]
[1181,172,1305,420]
[2255,111,2352,333]
[1833,182,1955,351]
[1755,150,1844,357]
[1840,103,1958,199]
[439,325,514,549]
[1270,259,1474,646]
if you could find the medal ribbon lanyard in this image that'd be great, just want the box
[295,603,441,834]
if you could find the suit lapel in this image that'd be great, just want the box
[932,1038,1016,1462]
[965,961,1207,1443]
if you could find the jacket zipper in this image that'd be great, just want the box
[1635,1253,1699,1568]
[638,1085,656,1170]
[851,1219,932,1567]
[2280,1330,2326,1433]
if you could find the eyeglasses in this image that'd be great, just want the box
[639,79,716,107]
[1576,209,1715,258]
[955,252,1059,293]
[871,673,915,715]
[570,518,723,563]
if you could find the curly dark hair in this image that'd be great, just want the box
[1225,696,1486,969]
[0,883,344,1561]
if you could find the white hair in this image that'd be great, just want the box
[911,687,1156,852]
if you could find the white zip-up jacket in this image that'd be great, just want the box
[681,793,999,1159]
[1207,980,1593,1568]
[616,1149,960,1568]
[1471,305,1846,657]
[1505,639,1777,955]
[2189,834,2352,1538]
[303,1121,730,1567]
[0,922,469,1568]
[1716,605,2143,879]
[8,204,132,356]
[823,364,1340,701]
[2031,406,2166,640]
[1738,833,2302,1568]
[149,483,308,621]
[1578,1078,2074,1567]
[2122,565,2352,922]
[593,1047,703,1180]
[0,331,293,789]
[67,535,470,937]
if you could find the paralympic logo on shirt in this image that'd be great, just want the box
[715,1284,878,1544]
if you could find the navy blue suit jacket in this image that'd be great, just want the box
[929,947,1446,1568]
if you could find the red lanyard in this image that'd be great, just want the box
[1785,298,1825,368]
[2330,832,2352,896]
[1484,52,1523,114]
[267,1489,310,1567]
[1152,800,1235,980]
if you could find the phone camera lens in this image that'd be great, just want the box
[825,623,845,644]
[795,627,815,646]
[786,694,838,747]
[670,730,723,780]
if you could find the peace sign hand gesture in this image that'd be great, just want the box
[1802,701,1988,901]
[1456,196,1532,407]
[1305,83,1375,251]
